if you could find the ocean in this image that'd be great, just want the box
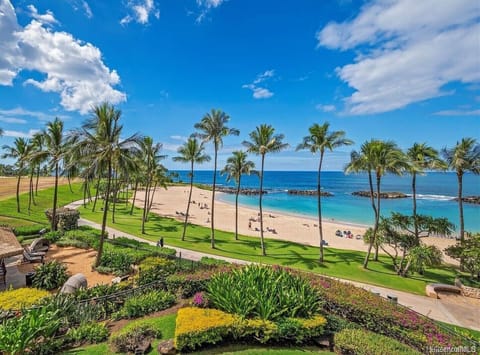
[172,171,480,233]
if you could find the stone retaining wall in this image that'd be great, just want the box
[461,285,480,299]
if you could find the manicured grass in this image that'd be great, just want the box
[80,202,460,295]
[0,183,84,226]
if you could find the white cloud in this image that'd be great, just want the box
[170,135,188,141]
[243,70,275,100]
[3,129,39,138]
[27,4,58,25]
[121,0,160,25]
[0,115,27,124]
[316,104,336,112]
[0,1,125,114]
[0,107,68,122]
[162,143,181,152]
[67,0,93,18]
[433,109,480,116]
[317,0,480,115]
[195,0,225,23]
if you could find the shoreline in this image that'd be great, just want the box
[136,185,459,265]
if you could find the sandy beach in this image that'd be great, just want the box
[137,185,458,265]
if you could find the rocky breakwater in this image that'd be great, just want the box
[217,187,267,195]
[352,191,408,199]
[454,196,480,205]
[288,189,333,197]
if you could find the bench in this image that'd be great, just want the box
[426,283,462,299]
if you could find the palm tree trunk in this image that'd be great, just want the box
[141,176,150,234]
[412,172,419,240]
[28,170,33,213]
[235,175,241,240]
[35,166,40,196]
[211,145,218,249]
[147,181,158,217]
[16,173,21,213]
[68,173,73,193]
[83,180,87,207]
[373,174,381,261]
[318,153,324,263]
[112,170,117,223]
[51,163,59,231]
[125,182,129,207]
[363,171,377,268]
[182,162,194,241]
[130,180,138,215]
[92,176,101,212]
[259,154,266,256]
[96,161,112,267]
[458,172,465,271]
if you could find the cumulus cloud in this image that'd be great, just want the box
[0,0,125,114]
[316,0,480,115]
[3,129,40,138]
[27,5,58,25]
[121,0,160,25]
[315,104,336,112]
[243,70,275,99]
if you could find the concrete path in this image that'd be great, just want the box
[66,200,480,331]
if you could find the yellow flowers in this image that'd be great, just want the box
[0,287,50,310]
[299,314,327,329]
[175,307,237,336]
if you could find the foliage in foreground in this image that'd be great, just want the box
[334,328,422,355]
[65,321,109,347]
[0,287,50,311]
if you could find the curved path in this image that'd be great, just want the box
[66,201,480,331]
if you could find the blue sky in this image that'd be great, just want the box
[0,0,479,171]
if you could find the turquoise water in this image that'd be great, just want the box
[173,171,480,233]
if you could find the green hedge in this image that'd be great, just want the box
[113,289,176,319]
[334,328,422,355]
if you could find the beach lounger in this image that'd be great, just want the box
[23,249,44,263]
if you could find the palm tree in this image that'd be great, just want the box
[194,109,239,248]
[296,122,353,262]
[2,137,32,213]
[31,132,46,196]
[406,143,446,239]
[173,137,210,240]
[221,151,255,240]
[442,138,480,243]
[243,124,288,256]
[345,139,407,268]
[71,103,142,267]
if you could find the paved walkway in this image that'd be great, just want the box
[67,201,480,331]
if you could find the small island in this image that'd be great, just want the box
[454,196,480,205]
[288,189,333,197]
[352,191,408,199]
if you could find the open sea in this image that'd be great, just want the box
[173,171,480,233]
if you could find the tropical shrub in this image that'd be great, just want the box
[166,268,218,298]
[109,323,162,353]
[62,228,101,249]
[207,265,321,320]
[191,292,209,308]
[97,250,135,275]
[32,260,69,290]
[113,289,175,319]
[137,257,177,286]
[0,307,60,355]
[0,287,50,311]
[307,274,467,350]
[334,328,422,355]
[175,307,237,352]
[42,230,63,243]
[65,321,109,345]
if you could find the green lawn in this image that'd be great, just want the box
[0,183,84,226]
[80,201,460,295]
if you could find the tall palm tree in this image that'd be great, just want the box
[406,143,446,240]
[442,138,480,243]
[194,109,239,248]
[296,122,353,262]
[345,139,407,268]
[173,137,210,240]
[31,132,46,196]
[221,151,255,240]
[139,137,166,234]
[243,124,288,256]
[71,103,142,267]
[38,118,68,231]
[2,137,32,212]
